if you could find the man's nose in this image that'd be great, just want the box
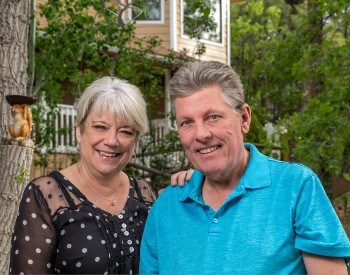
[194,123,212,142]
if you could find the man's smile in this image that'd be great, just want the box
[198,145,220,154]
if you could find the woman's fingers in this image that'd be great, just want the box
[170,169,194,186]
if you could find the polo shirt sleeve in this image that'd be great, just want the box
[294,172,350,262]
[140,205,159,274]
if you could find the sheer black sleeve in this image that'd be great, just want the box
[9,178,57,274]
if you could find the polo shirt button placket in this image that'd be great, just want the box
[208,217,220,236]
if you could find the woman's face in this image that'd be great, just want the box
[76,111,137,178]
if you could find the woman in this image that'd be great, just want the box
[9,76,188,274]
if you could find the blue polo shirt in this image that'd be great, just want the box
[140,143,350,274]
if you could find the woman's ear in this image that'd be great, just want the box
[241,104,251,135]
[76,124,82,144]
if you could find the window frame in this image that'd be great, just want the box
[130,0,165,25]
[180,0,224,45]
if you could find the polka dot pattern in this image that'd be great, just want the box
[9,172,156,274]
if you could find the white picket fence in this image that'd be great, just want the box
[55,104,77,153]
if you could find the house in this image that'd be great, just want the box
[31,0,245,178]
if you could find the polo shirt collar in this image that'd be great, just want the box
[179,170,205,203]
[179,143,271,202]
[241,143,272,189]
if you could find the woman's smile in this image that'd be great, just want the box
[97,149,122,158]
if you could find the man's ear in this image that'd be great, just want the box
[241,103,251,135]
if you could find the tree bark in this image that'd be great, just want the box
[328,176,350,200]
[0,0,30,134]
[0,0,32,272]
[0,145,34,273]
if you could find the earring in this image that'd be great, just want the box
[76,143,80,152]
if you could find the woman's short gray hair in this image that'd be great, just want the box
[169,61,245,114]
[75,76,148,140]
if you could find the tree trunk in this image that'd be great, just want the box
[0,0,32,272]
[328,176,350,200]
[0,146,34,273]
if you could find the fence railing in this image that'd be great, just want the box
[55,104,77,153]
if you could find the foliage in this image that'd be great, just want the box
[124,129,190,188]
[32,0,166,166]
[182,0,219,56]
[31,0,350,195]
[231,0,350,193]
[282,40,350,180]
[147,130,190,184]
[30,0,215,183]
[15,166,28,185]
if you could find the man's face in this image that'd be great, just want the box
[175,85,251,180]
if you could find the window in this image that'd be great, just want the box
[132,0,164,23]
[182,0,222,43]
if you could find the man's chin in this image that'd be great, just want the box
[197,167,222,177]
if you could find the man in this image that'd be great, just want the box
[140,61,350,274]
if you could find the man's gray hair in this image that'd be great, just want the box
[169,61,245,115]
[75,76,148,141]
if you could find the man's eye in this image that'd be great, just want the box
[209,115,219,120]
[181,121,192,127]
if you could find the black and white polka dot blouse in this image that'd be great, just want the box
[9,171,157,274]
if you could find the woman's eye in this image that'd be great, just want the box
[118,130,135,136]
[93,125,107,130]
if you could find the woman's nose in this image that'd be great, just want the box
[104,131,120,146]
